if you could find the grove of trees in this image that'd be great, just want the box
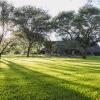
[0,0,100,59]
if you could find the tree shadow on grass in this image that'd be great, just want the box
[1,60,99,100]
[30,60,100,74]
[17,57,100,73]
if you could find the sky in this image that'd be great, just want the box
[8,0,87,16]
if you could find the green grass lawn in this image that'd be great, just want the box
[0,56,100,100]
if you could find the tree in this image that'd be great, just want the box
[52,11,79,55]
[12,6,51,57]
[52,7,100,59]
[0,36,16,58]
[43,40,53,55]
[73,7,100,58]
[0,0,14,44]
[52,11,75,40]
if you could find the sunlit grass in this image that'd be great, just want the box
[0,56,100,100]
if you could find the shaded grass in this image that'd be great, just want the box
[0,56,100,100]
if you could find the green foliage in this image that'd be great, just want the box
[52,11,75,39]
[52,6,100,58]
[73,7,100,58]
[0,0,14,44]
[12,6,51,57]
[44,41,53,51]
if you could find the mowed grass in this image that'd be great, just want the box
[0,56,100,100]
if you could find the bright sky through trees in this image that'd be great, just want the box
[1,0,100,41]
[8,0,87,16]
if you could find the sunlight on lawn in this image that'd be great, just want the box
[0,57,100,100]
[0,60,10,69]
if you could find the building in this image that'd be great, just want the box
[87,44,100,55]
[41,41,100,56]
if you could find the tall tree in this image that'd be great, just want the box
[0,36,16,58]
[52,11,75,40]
[52,7,100,59]
[12,6,51,57]
[0,0,14,44]
[52,11,79,55]
[73,7,100,58]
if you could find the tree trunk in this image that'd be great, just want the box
[82,49,87,59]
[72,50,75,56]
[27,43,32,57]
[0,41,11,59]
[0,53,1,59]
